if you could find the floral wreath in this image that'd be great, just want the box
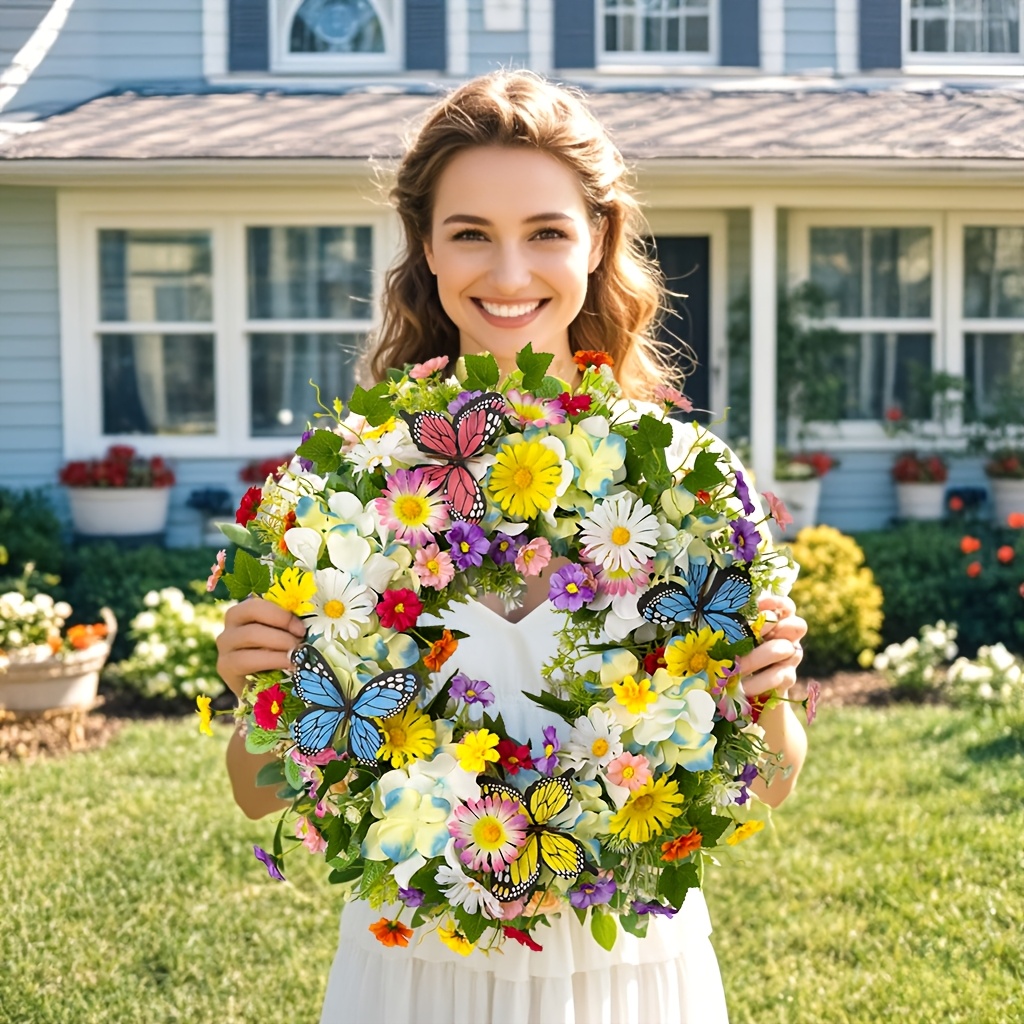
[205,345,811,957]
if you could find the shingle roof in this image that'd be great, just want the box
[3,85,1024,162]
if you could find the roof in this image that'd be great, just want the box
[3,85,1024,163]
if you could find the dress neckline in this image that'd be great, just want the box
[466,596,555,630]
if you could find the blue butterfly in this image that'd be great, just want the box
[289,644,421,763]
[637,560,754,644]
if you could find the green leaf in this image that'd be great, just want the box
[272,816,285,861]
[322,815,352,861]
[358,859,391,899]
[624,414,673,492]
[590,910,618,951]
[348,382,393,426]
[455,906,489,945]
[516,343,555,391]
[686,807,731,846]
[619,912,650,939]
[328,864,362,885]
[415,625,469,644]
[296,429,343,474]
[222,548,270,600]
[657,862,700,910]
[463,352,500,390]
[683,448,727,496]
[255,761,286,788]
[244,726,281,754]
[283,753,304,791]
[218,522,262,551]
[523,689,578,720]
[316,758,351,800]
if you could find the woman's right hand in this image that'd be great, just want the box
[217,597,307,700]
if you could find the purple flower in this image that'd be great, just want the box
[548,563,596,612]
[734,470,755,515]
[447,522,489,570]
[398,886,425,908]
[297,429,315,472]
[448,390,483,416]
[631,900,677,918]
[449,672,495,708]
[734,762,759,805]
[730,519,760,563]
[569,878,617,909]
[534,725,561,775]
[253,845,285,882]
[488,532,521,565]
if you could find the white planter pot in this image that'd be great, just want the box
[989,477,1024,524]
[67,487,171,537]
[895,481,947,521]
[0,643,111,713]
[772,478,822,539]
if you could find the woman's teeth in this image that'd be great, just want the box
[479,300,542,318]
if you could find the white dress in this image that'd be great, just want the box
[319,598,730,1024]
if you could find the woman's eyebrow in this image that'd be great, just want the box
[441,212,573,226]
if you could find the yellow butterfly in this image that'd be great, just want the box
[479,773,587,902]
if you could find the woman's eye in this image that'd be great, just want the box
[452,229,487,241]
[533,228,567,240]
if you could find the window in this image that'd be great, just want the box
[600,0,716,64]
[273,0,400,72]
[905,0,1023,63]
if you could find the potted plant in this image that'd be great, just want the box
[963,375,1024,525]
[59,445,175,539]
[985,450,1024,524]
[773,450,838,537]
[239,454,294,485]
[0,569,115,712]
[891,451,949,521]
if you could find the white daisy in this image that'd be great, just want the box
[578,492,659,574]
[434,840,502,919]
[347,421,420,475]
[564,706,624,779]
[308,568,375,642]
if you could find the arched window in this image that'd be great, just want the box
[290,0,385,53]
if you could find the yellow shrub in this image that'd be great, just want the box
[789,525,884,675]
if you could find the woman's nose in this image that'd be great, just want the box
[490,244,532,293]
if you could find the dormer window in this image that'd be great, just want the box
[600,0,716,66]
[274,0,401,71]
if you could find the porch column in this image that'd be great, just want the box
[749,200,778,494]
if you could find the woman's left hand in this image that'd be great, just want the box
[734,594,808,699]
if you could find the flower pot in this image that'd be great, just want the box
[989,477,1024,525]
[0,643,112,714]
[67,487,171,537]
[772,478,822,538]
[895,482,947,521]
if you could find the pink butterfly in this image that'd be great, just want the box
[405,393,508,522]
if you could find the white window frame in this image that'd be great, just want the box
[58,189,394,461]
[902,0,1024,71]
[787,210,946,449]
[271,0,404,74]
[598,0,719,69]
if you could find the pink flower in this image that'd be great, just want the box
[295,816,327,854]
[514,537,552,577]
[805,680,821,725]
[374,468,448,546]
[409,355,449,379]
[206,549,227,592]
[652,384,693,412]
[498,898,526,920]
[763,491,793,531]
[505,389,566,428]
[605,751,651,791]
[412,543,456,589]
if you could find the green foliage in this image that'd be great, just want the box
[788,525,884,674]
[0,487,66,580]
[222,548,270,600]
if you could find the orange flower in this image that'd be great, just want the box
[997,545,1015,564]
[47,634,62,654]
[1008,512,1024,529]
[966,561,982,578]
[423,629,458,672]
[572,349,614,370]
[66,623,108,650]
[960,535,982,555]
[277,510,297,553]
[369,918,413,948]
[948,495,964,512]
[661,827,703,863]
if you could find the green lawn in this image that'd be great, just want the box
[0,704,1021,1024]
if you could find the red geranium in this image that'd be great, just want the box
[1009,513,1024,529]
[503,926,543,951]
[254,683,287,730]
[997,545,1015,565]
[59,445,175,488]
[236,486,262,525]
[376,589,423,631]
[790,451,837,478]
[239,455,294,484]
[891,452,948,483]
[959,535,982,555]
[966,561,982,578]
[557,392,592,416]
[496,739,533,775]
[644,647,667,675]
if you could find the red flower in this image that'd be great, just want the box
[497,738,534,775]
[997,545,1015,564]
[503,926,543,951]
[748,692,770,723]
[966,560,982,578]
[236,486,262,525]
[254,683,287,730]
[277,509,297,553]
[644,647,667,675]
[959,535,982,555]
[885,407,904,422]
[240,455,293,484]
[1009,513,1024,529]
[572,350,614,370]
[695,489,712,505]
[556,392,593,416]
[376,589,423,631]
[791,451,837,478]
[948,495,965,512]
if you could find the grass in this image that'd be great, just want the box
[0,704,1021,1024]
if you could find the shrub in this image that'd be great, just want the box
[873,621,958,697]
[788,525,884,675]
[0,488,66,580]
[947,643,1024,712]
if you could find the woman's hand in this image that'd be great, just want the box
[735,594,808,699]
[217,597,307,700]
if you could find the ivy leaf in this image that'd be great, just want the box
[683,449,727,496]
[455,906,490,945]
[244,726,281,755]
[589,910,618,951]
[348,382,393,426]
[624,414,673,492]
[283,753,304,791]
[686,807,731,846]
[516,343,554,391]
[222,548,270,600]
[657,862,700,910]
[463,352,500,390]
[255,761,286,788]
[296,429,343,475]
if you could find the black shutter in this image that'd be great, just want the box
[406,0,447,71]
[719,0,760,67]
[229,0,269,72]
[554,0,596,69]
[860,0,902,69]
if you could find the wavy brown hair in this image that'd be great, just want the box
[368,70,680,399]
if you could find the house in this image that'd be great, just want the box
[1,0,1022,545]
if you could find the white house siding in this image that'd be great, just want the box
[784,0,836,72]
[467,0,531,75]
[7,0,204,116]
[0,0,52,70]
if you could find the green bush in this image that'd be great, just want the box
[0,487,67,580]
[789,525,884,674]
[855,522,1024,658]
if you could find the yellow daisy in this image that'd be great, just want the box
[608,775,685,845]
[195,695,213,736]
[455,728,501,773]
[437,920,474,957]
[265,567,316,616]
[726,819,765,846]
[375,704,436,769]
[487,441,562,519]
[664,627,731,683]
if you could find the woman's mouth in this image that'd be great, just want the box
[472,298,549,327]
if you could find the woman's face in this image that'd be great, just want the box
[423,146,605,378]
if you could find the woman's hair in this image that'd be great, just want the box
[368,70,680,399]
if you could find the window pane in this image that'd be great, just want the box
[100,333,215,435]
[99,230,212,323]
[963,226,1024,318]
[965,332,1024,418]
[923,18,948,50]
[248,226,373,320]
[869,227,932,318]
[686,15,709,51]
[829,332,933,420]
[810,228,863,317]
[290,0,384,53]
[250,332,361,437]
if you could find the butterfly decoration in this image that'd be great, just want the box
[403,392,508,522]
[637,559,754,644]
[478,773,587,901]
[289,644,421,763]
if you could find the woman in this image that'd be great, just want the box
[218,70,807,1024]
